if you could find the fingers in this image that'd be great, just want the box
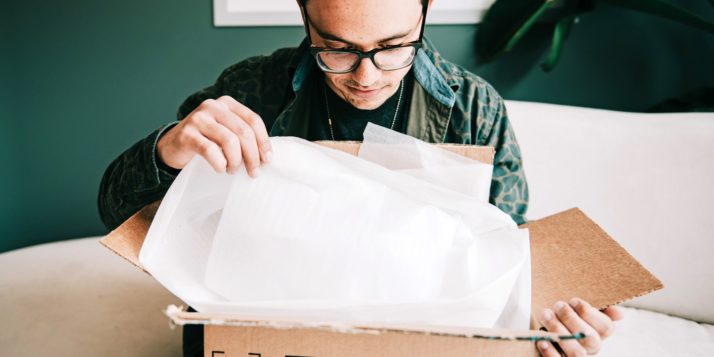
[202,101,260,175]
[189,130,228,173]
[556,300,602,354]
[216,96,273,163]
[232,119,261,177]
[538,307,588,357]
[194,97,270,177]
[602,305,624,322]
[196,119,243,174]
[160,97,270,175]
[536,340,560,357]
[538,298,620,356]
[569,298,616,339]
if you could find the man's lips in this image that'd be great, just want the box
[347,86,382,99]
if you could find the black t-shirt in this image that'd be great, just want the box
[308,70,413,141]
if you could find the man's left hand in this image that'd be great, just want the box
[537,297,624,356]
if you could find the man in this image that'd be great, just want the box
[98,0,622,355]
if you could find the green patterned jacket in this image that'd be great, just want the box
[98,37,529,229]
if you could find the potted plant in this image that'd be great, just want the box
[476,0,714,71]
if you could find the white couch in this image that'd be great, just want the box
[506,100,714,356]
[1,101,712,356]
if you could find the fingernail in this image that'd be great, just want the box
[538,341,549,351]
[569,298,580,308]
[555,301,566,312]
[264,150,273,163]
[540,309,553,322]
[251,167,261,178]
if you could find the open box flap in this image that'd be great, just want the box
[100,200,158,273]
[523,208,663,315]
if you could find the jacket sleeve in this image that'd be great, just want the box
[97,122,181,230]
[97,49,294,230]
[97,67,224,230]
[474,80,530,224]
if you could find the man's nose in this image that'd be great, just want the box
[352,58,381,87]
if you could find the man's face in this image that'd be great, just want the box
[303,0,424,110]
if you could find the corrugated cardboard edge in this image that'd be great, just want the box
[164,305,580,343]
[315,140,496,163]
[99,200,160,273]
[204,324,537,357]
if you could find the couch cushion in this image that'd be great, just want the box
[600,307,714,356]
[0,237,181,356]
[505,100,714,323]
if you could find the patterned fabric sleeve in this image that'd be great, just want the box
[97,74,224,229]
[97,71,220,229]
[97,71,224,230]
[96,73,224,230]
[475,80,530,224]
[97,122,181,230]
[97,49,294,230]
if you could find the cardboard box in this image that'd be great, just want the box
[101,142,663,356]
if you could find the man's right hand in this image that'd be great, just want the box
[157,96,273,177]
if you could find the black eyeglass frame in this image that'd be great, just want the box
[300,2,428,74]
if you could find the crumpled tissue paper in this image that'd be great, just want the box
[139,123,531,329]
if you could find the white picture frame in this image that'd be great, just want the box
[213,0,495,27]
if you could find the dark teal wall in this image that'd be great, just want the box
[1,1,20,247]
[1,0,712,252]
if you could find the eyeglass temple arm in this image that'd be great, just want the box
[418,0,428,42]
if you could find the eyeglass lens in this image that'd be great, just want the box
[317,46,417,72]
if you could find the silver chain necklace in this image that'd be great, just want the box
[323,79,405,141]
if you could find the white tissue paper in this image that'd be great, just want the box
[359,123,494,202]
[139,124,531,330]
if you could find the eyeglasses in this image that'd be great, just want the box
[309,42,423,74]
[301,4,427,74]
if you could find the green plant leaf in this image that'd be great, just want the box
[476,0,552,63]
[504,1,555,52]
[541,15,578,71]
[601,0,714,34]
